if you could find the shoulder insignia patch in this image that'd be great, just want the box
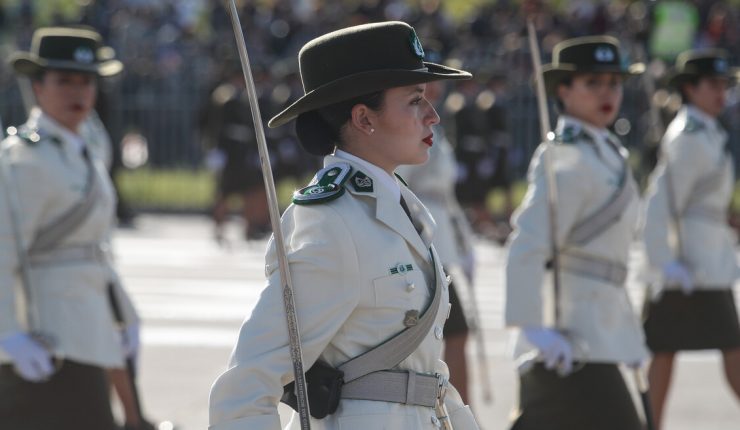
[292,163,352,205]
[683,116,706,133]
[554,124,580,144]
[394,172,408,187]
[554,124,594,145]
[349,170,374,193]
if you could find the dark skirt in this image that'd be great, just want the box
[443,279,469,337]
[643,289,740,352]
[0,360,116,430]
[510,363,643,430]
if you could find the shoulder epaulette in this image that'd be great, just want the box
[554,124,583,144]
[5,126,59,146]
[6,126,41,144]
[553,124,595,145]
[683,116,706,133]
[292,163,352,205]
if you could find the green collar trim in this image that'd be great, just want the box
[683,115,707,133]
[394,172,408,187]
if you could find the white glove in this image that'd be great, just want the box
[0,332,54,382]
[523,327,574,374]
[121,324,140,359]
[662,261,693,294]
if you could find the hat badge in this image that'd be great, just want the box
[73,46,95,64]
[408,29,425,60]
[714,58,728,73]
[594,46,615,63]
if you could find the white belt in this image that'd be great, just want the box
[560,253,627,285]
[28,244,108,266]
[341,370,446,408]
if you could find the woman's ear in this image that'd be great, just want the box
[350,104,375,136]
[556,83,568,106]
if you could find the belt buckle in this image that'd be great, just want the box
[435,373,448,401]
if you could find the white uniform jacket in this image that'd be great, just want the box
[505,116,648,364]
[396,128,475,268]
[642,105,738,288]
[209,154,478,430]
[0,110,138,368]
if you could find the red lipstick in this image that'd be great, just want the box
[422,134,433,147]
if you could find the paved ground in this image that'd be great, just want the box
[113,214,740,430]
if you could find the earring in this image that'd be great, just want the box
[370,128,375,134]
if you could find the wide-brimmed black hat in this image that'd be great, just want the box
[542,35,644,95]
[268,21,471,128]
[9,27,123,77]
[665,49,740,88]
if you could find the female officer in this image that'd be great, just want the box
[642,49,740,429]
[209,21,479,430]
[0,27,139,429]
[505,36,648,429]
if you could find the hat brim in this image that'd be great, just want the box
[665,67,740,89]
[542,62,645,95]
[10,52,123,77]
[268,62,471,128]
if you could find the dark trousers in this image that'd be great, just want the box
[0,360,116,430]
[511,363,643,430]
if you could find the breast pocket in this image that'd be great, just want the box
[372,269,428,310]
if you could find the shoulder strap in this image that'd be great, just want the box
[28,149,103,254]
[567,160,636,246]
[338,249,442,383]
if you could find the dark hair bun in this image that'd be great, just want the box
[295,111,337,156]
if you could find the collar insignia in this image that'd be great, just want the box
[349,170,374,192]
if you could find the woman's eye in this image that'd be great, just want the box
[411,97,422,105]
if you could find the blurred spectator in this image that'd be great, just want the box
[199,63,270,244]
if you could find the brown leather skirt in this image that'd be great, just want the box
[510,363,643,430]
[643,289,740,352]
[0,360,116,430]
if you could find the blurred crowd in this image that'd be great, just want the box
[1,0,739,234]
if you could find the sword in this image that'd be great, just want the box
[226,2,312,428]
[526,20,562,334]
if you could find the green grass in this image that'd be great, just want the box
[115,168,308,211]
[117,167,740,217]
[116,168,215,211]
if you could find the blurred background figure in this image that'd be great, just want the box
[199,62,270,245]
[641,48,740,430]
[0,26,140,430]
[397,77,477,404]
